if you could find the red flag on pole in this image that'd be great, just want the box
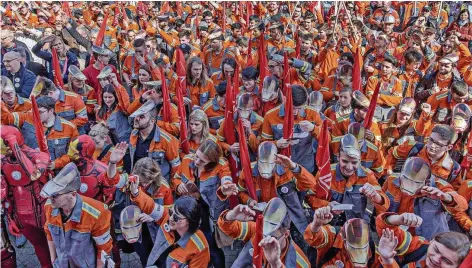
[175,49,190,154]
[112,5,120,27]
[176,2,183,17]
[31,96,50,157]
[222,2,226,35]
[363,83,380,130]
[258,34,269,89]
[295,37,301,59]
[247,35,254,67]
[352,47,362,92]
[252,214,263,268]
[159,66,172,123]
[237,118,258,201]
[94,12,109,46]
[282,52,291,95]
[315,120,332,200]
[51,48,64,88]
[62,2,72,18]
[233,64,240,95]
[281,85,293,157]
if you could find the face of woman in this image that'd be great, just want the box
[168,207,189,232]
[71,78,85,89]
[243,79,255,90]
[396,110,412,127]
[103,92,116,108]
[139,69,151,83]
[223,64,235,78]
[460,12,469,21]
[189,120,203,135]
[194,150,210,168]
[339,92,352,108]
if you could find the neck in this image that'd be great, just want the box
[140,124,154,138]
[93,61,102,69]
[438,73,451,79]
[43,115,56,128]
[176,229,187,238]
[429,151,445,162]
[62,196,77,216]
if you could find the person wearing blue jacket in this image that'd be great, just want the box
[1,51,36,98]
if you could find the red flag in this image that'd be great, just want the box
[176,2,183,17]
[121,4,130,26]
[112,5,120,27]
[237,118,257,201]
[51,48,64,88]
[282,52,291,95]
[94,12,109,46]
[222,2,226,34]
[459,250,472,268]
[281,85,293,157]
[233,64,240,94]
[252,214,263,268]
[175,49,190,154]
[315,120,332,200]
[160,67,172,123]
[363,83,380,130]
[31,96,50,157]
[258,34,269,89]
[161,2,170,13]
[352,47,362,91]
[247,35,254,67]
[62,2,72,17]
[195,15,200,39]
[295,37,301,59]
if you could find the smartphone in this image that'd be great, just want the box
[332,204,354,211]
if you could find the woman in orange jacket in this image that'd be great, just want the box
[132,64,162,100]
[187,109,219,155]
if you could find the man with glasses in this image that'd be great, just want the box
[0,29,32,67]
[41,163,113,268]
[387,124,462,190]
[1,125,53,268]
[1,96,79,172]
[1,51,36,98]
[1,76,31,113]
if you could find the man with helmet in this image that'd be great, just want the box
[217,93,264,161]
[1,76,32,113]
[309,134,390,224]
[218,198,310,267]
[64,65,97,120]
[447,103,472,165]
[262,84,323,173]
[383,156,466,240]
[66,135,116,204]
[260,75,283,116]
[307,91,327,117]
[41,163,113,267]
[0,125,52,268]
[267,54,317,92]
[386,124,463,190]
[318,60,354,104]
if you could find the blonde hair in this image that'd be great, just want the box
[132,157,166,190]
[188,109,210,141]
[89,122,110,140]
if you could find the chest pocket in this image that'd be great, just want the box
[70,231,94,267]
[199,92,209,106]
[48,138,70,160]
[270,124,284,140]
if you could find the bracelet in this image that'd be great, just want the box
[109,161,118,165]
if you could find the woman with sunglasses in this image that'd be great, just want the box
[128,174,210,267]
[106,144,174,267]
[172,139,238,267]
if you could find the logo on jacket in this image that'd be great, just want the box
[12,171,22,181]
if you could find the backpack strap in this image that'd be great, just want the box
[97,144,113,161]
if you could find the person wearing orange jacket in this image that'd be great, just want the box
[88,122,124,173]
[267,54,318,93]
[217,93,263,161]
[319,61,354,104]
[386,124,462,190]
[122,39,162,90]
[172,140,238,268]
[64,66,97,120]
[331,90,382,143]
[0,76,31,113]
[430,2,449,30]
[396,50,424,98]
[451,178,472,235]
[186,109,220,154]
[41,163,113,268]
[203,81,226,135]
[324,88,353,124]
[426,81,472,126]
[368,1,401,29]
[262,85,323,173]
[218,198,310,268]
[308,134,390,224]
[1,96,79,171]
[203,30,228,76]
[375,212,471,268]
[128,101,181,180]
[365,56,404,123]
[383,156,467,240]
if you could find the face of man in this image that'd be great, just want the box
[223,64,235,78]
[3,54,21,73]
[204,16,213,24]
[383,22,394,33]
[268,2,278,11]
[128,31,136,42]
[210,39,222,51]
[38,107,54,124]
[71,77,85,90]
[49,192,74,209]
[381,61,394,77]
[300,39,312,54]
[133,112,154,130]
[135,45,146,57]
[426,132,452,160]
[339,151,360,177]
[438,62,453,75]
[452,92,468,103]
[242,79,256,90]
[425,240,461,268]
[269,28,281,41]
[396,110,412,127]
[191,62,203,78]
[1,32,14,47]
[268,60,283,78]
[179,35,190,45]
[233,28,242,38]
[354,107,368,121]
[97,54,110,65]
[339,91,352,108]
[51,39,65,55]
[1,88,16,105]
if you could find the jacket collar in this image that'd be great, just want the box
[58,90,66,102]
[176,231,193,248]
[53,116,63,131]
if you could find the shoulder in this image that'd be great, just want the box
[218,157,228,167]
[202,99,213,111]
[81,196,108,219]
[60,118,77,128]
[63,90,80,98]
[265,105,282,117]
[159,128,175,142]
[434,91,449,101]
[189,230,209,252]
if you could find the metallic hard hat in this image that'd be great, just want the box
[399,157,431,196]
[68,65,87,81]
[347,122,366,142]
[340,134,361,159]
[92,45,112,56]
[236,93,254,120]
[129,100,156,118]
[97,66,113,79]
[0,76,15,93]
[262,197,288,237]
[398,98,416,115]
[142,81,163,88]
[261,76,279,102]
[40,163,81,198]
[383,14,396,24]
[452,103,472,131]
[352,91,370,109]
[308,91,324,112]
[439,53,459,64]
[208,30,224,40]
[342,218,370,266]
[257,142,277,179]
[120,205,143,243]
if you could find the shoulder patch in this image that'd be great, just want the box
[183,154,195,161]
[82,202,101,219]
[436,179,449,187]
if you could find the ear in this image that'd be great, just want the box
[446,144,454,151]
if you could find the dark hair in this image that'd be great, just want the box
[133,38,145,48]
[231,23,242,30]
[221,58,237,79]
[97,84,118,119]
[175,19,185,28]
[242,67,259,80]
[292,85,308,106]
[456,9,470,23]
[340,52,355,65]
[404,50,423,64]
[432,124,456,144]
[39,78,57,95]
[202,11,212,18]
[178,29,192,39]
[301,33,314,41]
[216,81,227,97]
[432,232,470,264]
[197,139,222,171]
[383,55,398,66]
[186,56,208,87]
[452,81,468,97]
[137,64,153,92]
[249,15,260,23]
[174,196,201,233]
[36,96,56,111]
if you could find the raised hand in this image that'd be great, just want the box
[225,204,256,222]
[109,142,128,164]
[378,228,398,264]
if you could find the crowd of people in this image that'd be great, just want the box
[2,1,472,268]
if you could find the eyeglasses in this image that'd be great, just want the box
[268,64,279,69]
[428,137,448,148]
[50,191,73,200]
[3,58,19,64]
[169,208,185,222]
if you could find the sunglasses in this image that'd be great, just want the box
[50,191,73,200]
[169,208,185,222]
